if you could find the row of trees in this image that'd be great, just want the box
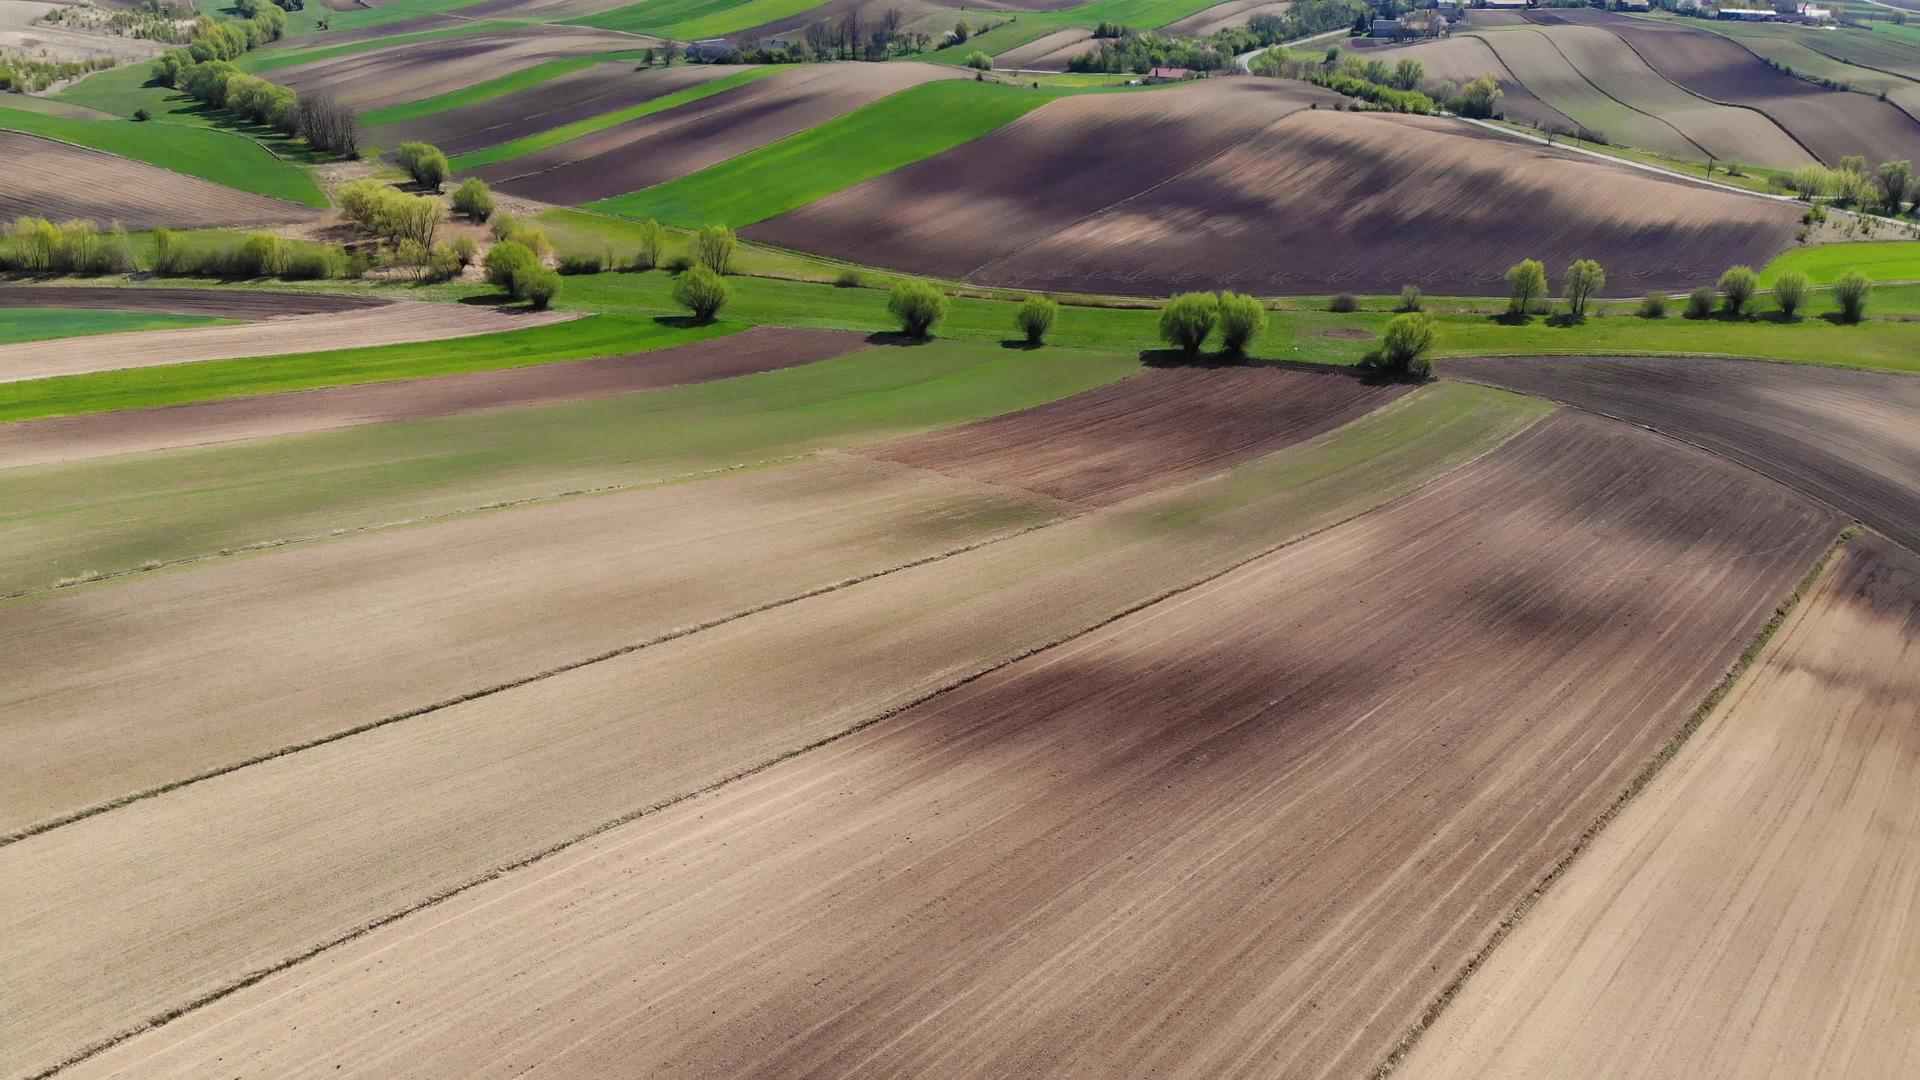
[0,215,365,279]
[1787,157,1915,216]
[1501,257,1874,323]
[154,55,358,156]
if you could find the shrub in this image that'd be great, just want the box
[888,279,949,336]
[1396,285,1422,313]
[393,141,449,189]
[966,50,992,70]
[449,177,493,221]
[282,245,345,279]
[1506,259,1547,315]
[691,224,736,275]
[450,235,477,266]
[1015,294,1058,345]
[1328,293,1358,313]
[673,264,731,321]
[133,107,151,122]
[423,244,463,282]
[489,212,518,242]
[631,219,665,270]
[1833,270,1871,323]
[484,239,538,290]
[508,226,550,257]
[1718,265,1758,316]
[834,267,863,288]
[518,266,561,309]
[1561,258,1605,318]
[1215,291,1268,355]
[1685,285,1715,319]
[557,250,605,274]
[1639,291,1668,319]
[235,230,284,276]
[1378,312,1437,376]
[1158,292,1219,353]
[1772,270,1809,319]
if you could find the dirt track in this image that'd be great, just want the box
[372,63,740,155]
[0,302,577,383]
[48,413,1839,1080]
[0,384,1544,1080]
[0,131,314,230]
[862,364,1412,505]
[1446,354,1920,553]
[481,63,961,204]
[276,25,649,111]
[0,326,862,467]
[945,110,1798,296]
[1402,533,1920,1080]
[0,285,388,318]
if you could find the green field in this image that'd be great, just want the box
[57,65,338,168]
[1760,240,1920,285]
[0,315,733,422]
[448,66,779,169]
[361,54,643,128]
[590,81,1070,227]
[0,308,228,345]
[0,104,327,206]
[245,21,522,73]
[947,0,1222,60]
[572,0,824,40]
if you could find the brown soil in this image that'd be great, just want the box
[46,413,1839,1080]
[370,63,739,155]
[0,285,388,318]
[993,28,1095,70]
[1445,354,1920,553]
[1163,0,1291,37]
[1354,35,1577,134]
[1321,326,1375,340]
[860,364,1412,505]
[1402,533,1920,1080]
[0,327,864,468]
[276,25,650,111]
[873,109,1801,296]
[314,0,636,46]
[0,130,316,230]
[481,62,962,204]
[0,302,577,383]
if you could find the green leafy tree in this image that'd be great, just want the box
[1215,291,1268,354]
[1772,270,1809,319]
[633,219,665,270]
[449,177,493,221]
[1158,292,1219,353]
[393,141,450,190]
[1506,259,1547,316]
[1015,294,1058,345]
[1378,313,1437,376]
[1686,285,1715,318]
[966,51,992,70]
[519,266,561,309]
[1561,258,1605,318]
[1876,159,1913,214]
[888,279,950,336]
[1639,291,1667,318]
[1391,57,1423,91]
[1833,270,1871,323]
[673,265,731,321]
[1718,265,1758,316]
[484,240,537,291]
[1397,285,1422,312]
[691,224,736,275]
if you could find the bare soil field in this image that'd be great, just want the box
[0,285,388,318]
[0,326,863,468]
[46,413,1841,1080]
[1446,354,1920,553]
[1402,533,1920,1080]
[0,454,1063,836]
[862,364,1411,505]
[371,63,739,154]
[276,25,650,111]
[0,130,314,229]
[1164,0,1291,36]
[993,28,1095,70]
[0,302,576,382]
[1470,26,1714,160]
[951,111,1800,296]
[0,3,166,66]
[745,77,1339,287]
[1536,9,1920,166]
[0,383,1548,1080]
[1352,36,1573,131]
[481,62,961,203]
[317,0,638,45]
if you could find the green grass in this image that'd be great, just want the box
[449,66,780,169]
[591,81,1070,227]
[0,314,734,422]
[0,308,229,345]
[280,0,496,36]
[245,21,522,73]
[943,0,1223,60]
[1760,241,1920,285]
[1428,308,1920,375]
[0,103,327,206]
[361,53,642,128]
[573,0,823,40]
[57,64,340,167]
[2,340,1141,591]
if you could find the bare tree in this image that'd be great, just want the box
[295,91,357,158]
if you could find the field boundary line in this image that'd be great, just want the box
[1516,24,1711,160]
[23,398,1556,1080]
[1368,524,1859,1079]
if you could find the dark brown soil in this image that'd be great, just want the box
[859,364,1414,505]
[276,26,643,111]
[1445,354,1920,553]
[371,64,739,155]
[0,327,864,468]
[0,132,314,230]
[0,286,389,319]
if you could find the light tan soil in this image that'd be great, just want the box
[0,130,316,230]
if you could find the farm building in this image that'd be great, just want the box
[1614,0,1651,9]
[685,38,739,61]
[1480,0,1531,9]
[1147,66,1195,81]
[1717,6,1778,18]
[1372,17,1403,36]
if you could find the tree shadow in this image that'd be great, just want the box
[653,314,712,329]
[1543,313,1586,328]
[1139,348,1256,369]
[864,330,936,346]
[999,339,1045,350]
[1488,311,1535,326]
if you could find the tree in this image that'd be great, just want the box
[888,279,949,336]
[632,219,665,270]
[1378,312,1436,376]
[673,265,731,321]
[1397,285,1422,312]
[1391,57,1423,91]
[1876,159,1913,214]
[449,177,493,221]
[691,224,735,275]
[966,50,992,70]
[1561,258,1605,318]
[295,91,357,157]
[519,266,561,309]
[1718,265,1758,316]
[1773,270,1809,319]
[1833,270,1871,323]
[1158,292,1218,353]
[951,18,970,43]
[1015,294,1057,345]
[1639,291,1667,318]
[394,141,450,190]
[485,240,538,290]
[1686,285,1715,319]
[1452,73,1501,119]
[1506,259,1547,316]
[1216,291,1268,354]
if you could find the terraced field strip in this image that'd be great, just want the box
[592,80,1074,227]
[0,131,320,229]
[1688,18,1920,120]
[0,341,1140,594]
[41,409,1843,1080]
[0,308,227,346]
[0,382,1546,1080]
[1445,354,1920,553]
[573,0,825,39]
[369,62,731,155]
[272,25,643,111]
[449,64,777,169]
[0,326,863,468]
[0,286,389,318]
[1358,36,1574,132]
[0,105,327,207]
[1401,533,1920,1080]
[0,302,576,385]
[359,52,617,127]
[245,20,524,74]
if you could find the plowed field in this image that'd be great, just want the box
[1354,36,1574,131]
[276,25,649,111]
[0,131,314,229]
[0,286,388,318]
[371,63,740,154]
[43,412,1839,1080]
[1446,354,1920,552]
[994,28,1097,70]
[1402,533,1920,1080]
[1164,0,1290,36]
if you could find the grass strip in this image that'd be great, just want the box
[938,0,1222,60]
[573,0,829,40]
[1759,240,1920,286]
[245,21,522,72]
[590,81,1069,227]
[360,51,652,127]
[0,104,327,207]
[0,308,229,345]
[449,65,779,170]
[0,314,732,422]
